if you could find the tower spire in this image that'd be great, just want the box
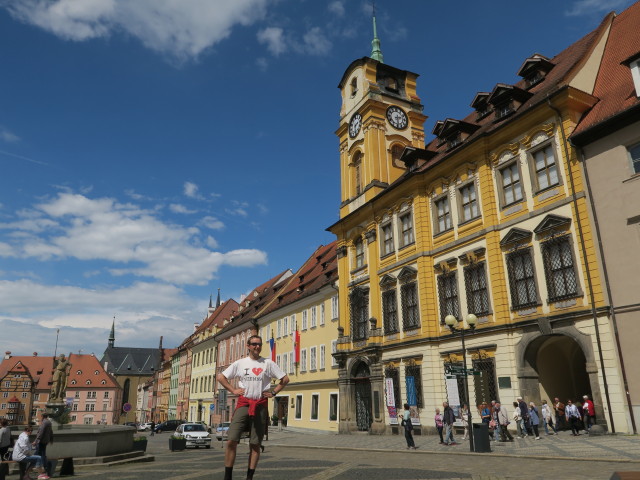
[209,294,213,309]
[108,316,115,348]
[216,288,221,308]
[370,1,384,63]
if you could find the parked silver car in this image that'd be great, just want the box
[174,422,211,448]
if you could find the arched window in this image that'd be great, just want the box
[391,144,405,168]
[122,379,130,406]
[353,152,363,196]
[350,77,358,97]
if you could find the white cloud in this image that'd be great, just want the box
[205,235,218,249]
[256,56,269,71]
[257,26,287,56]
[565,0,629,16]
[2,0,270,62]
[1,192,267,285]
[199,216,225,230]
[169,203,197,214]
[0,126,20,143]
[183,181,202,199]
[301,27,332,56]
[328,1,345,17]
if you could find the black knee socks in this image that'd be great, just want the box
[224,466,233,480]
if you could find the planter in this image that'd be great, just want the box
[169,437,187,451]
[133,439,148,453]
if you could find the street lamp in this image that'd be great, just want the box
[445,313,477,452]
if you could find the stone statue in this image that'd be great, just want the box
[50,354,72,402]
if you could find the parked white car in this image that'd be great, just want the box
[174,423,212,448]
[138,422,153,431]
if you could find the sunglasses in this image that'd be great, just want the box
[249,343,263,347]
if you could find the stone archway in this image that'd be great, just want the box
[517,328,606,428]
[353,362,372,431]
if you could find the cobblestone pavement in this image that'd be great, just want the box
[68,430,640,480]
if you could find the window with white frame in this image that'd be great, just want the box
[437,271,460,323]
[329,393,338,421]
[320,344,326,370]
[311,394,319,420]
[531,143,559,191]
[276,354,281,369]
[463,262,491,316]
[434,195,452,233]
[354,238,365,269]
[381,221,394,256]
[21,392,27,398]
[311,306,317,328]
[331,340,338,367]
[277,318,282,338]
[399,211,414,247]
[310,346,317,371]
[541,236,579,302]
[290,314,295,334]
[302,310,308,330]
[499,161,523,206]
[629,142,640,175]
[400,281,420,330]
[3,381,9,388]
[295,395,303,419]
[300,349,308,372]
[283,316,288,336]
[459,182,479,222]
[506,247,538,309]
[289,352,294,374]
[320,303,325,326]
[331,295,339,320]
[282,353,288,374]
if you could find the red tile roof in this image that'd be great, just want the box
[572,2,640,137]
[0,354,53,390]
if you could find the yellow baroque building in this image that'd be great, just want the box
[258,242,340,433]
[328,14,633,434]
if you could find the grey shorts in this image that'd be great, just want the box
[227,405,268,445]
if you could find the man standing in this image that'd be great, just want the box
[217,335,289,480]
[442,402,457,446]
[517,396,529,437]
[582,395,595,433]
[565,399,581,436]
[554,397,566,431]
[495,401,514,442]
[34,413,53,476]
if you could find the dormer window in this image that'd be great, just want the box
[517,54,554,90]
[471,92,492,121]
[525,70,544,88]
[432,118,480,150]
[448,134,462,149]
[623,53,640,97]
[496,102,514,119]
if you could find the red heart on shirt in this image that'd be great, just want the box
[252,368,263,376]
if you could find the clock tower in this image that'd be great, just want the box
[336,15,427,219]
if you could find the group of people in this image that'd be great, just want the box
[400,394,597,449]
[0,412,53,480]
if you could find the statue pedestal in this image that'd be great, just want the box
[45,402,68,428]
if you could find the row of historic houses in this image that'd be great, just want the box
[125,4,640,436]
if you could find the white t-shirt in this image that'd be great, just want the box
[222,356,286,400]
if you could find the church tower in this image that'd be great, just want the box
[336,14,427,219]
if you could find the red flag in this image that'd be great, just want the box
[269,334,276,361]
[294,329,300,364]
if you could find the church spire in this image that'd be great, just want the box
[108,316,115,348]
[216,288,221,308]
[370,1,384,63]
[209,294,213,309]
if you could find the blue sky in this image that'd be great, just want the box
[0,0,635,357]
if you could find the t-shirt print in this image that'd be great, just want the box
[222,356,286,400]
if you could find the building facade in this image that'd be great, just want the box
[329,13,633,434]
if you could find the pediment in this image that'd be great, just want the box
[397,266,418,282]
[500,228,532,246]
[379,274,397,288]
[533,214,571,234]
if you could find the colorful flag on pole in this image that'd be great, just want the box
[294,328,300,364]
[269,334,276,361]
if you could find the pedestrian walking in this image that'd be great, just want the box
[565,399,581,436]
[582,395,596,433]
[150,421,155,436]
[541,400,557,435]
[554,397,566,431]
[460,404,469,440]
[517,396,530,436]
[512,402,524,437]
[434,408,444,444]
[442,402,457,446]
[217,335,289,480]
[402,404,416,450]
[495,401,514,442]
[490,400,500,442]
[528,402,541,439]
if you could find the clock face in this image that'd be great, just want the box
[386,106,408,130]
[349,113,362,138]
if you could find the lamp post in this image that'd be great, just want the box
[445,313,477,453]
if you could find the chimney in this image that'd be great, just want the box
[33,352,38,357]
[4,351,11,359]
[194,323,199,332]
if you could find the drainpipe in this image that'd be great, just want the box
[571,141,637,434]
[547,98,615,432]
